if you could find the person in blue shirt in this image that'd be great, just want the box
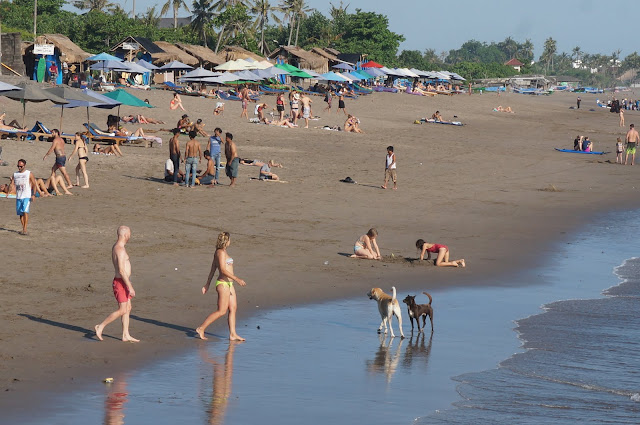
[208,127,223,185]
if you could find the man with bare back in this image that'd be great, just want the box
[224,132,239,187]
[43,129,73,194]
[625,123,639,166]
[95,226,139,342]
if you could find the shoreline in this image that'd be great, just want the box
[1,88,640,414]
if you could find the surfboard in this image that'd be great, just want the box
[555,148,607,155]
[37,58,46,83]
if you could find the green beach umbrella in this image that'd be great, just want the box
[103,88,152,118]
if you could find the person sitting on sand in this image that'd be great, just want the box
[583,137,593,152]
[214,102,224,116]
[194,119,208,137]
[165,156,185,183]
[93,143,123,156]
[259,161,279,181]
[170,93,185,111]
[351,228,381,260]
[432,111,444,121]
[197,150,216,186]
[574,135,583,151]
[416,239,465,267]
[256,103,268,123]
[344,115,363,133]
[177,114,192,133]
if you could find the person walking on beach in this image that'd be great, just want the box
[337,90,347,115]
[43,129,73,193]
[196,231,246,341]
[11,159,37,235]
[69,132,90,188]
[324,90,332,114]
[169,128,181,186]
[416,239,465,267]
[382,146,397,190]
[616,137,624,164]
[625,124,639,165]
[240,85,250,119]
[208,127,223,185]
[184,130,202,188]
[95,226,139,342]
[620,108,625,127]
[577,96,581,109]
[224,132,239,187]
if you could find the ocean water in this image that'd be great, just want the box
[7,211,640,425]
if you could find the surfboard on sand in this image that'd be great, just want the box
[555,148,607,155]
[37,58,46,83]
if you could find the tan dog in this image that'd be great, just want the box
[367,286,405,338]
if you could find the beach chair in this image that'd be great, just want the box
[29,121,74,143]
[0,126,34,141]
[83,123,159,148]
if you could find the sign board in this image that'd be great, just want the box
[34,44,55,55]
[122,42,139,51]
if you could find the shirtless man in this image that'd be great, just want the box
[224,132,239,187]
[198,150,216,185]
[43,129,73,194]
[240,85,250,119]
[184,130,202,188]
[300,95,313,128]
[95,226,139,342]
[169,129,181,186]
[625,123,639,165]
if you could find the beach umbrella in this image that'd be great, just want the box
[53,88,121,125]
[354,70,373,80]
[0,82,68,127]
[159,61,194,71]
[215,60,253,71]
[180,67,220,80]
[231,70,262,81]
[136,59,160,70]
[301,69,322,78]
[288,69,313,79]
[200,73,239,84]
[103,88,152,118]
[0,81,20,91]
[46,86,103,130]
[86,52,122,62]
[122,61,152,74]
[364,68,386,77]
[333,63,355,71]
[90,60,129,72]
[361,60,383,68]
[318,71,349,82]
[251,69,277,80]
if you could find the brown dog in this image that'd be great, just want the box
[367,286,405,338]
[402,292,433,333]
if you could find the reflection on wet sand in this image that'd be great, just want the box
[104,375,128,425]
[199,342,239,425]
[366,332,434,386]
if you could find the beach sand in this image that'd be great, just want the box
[0,84,638,409]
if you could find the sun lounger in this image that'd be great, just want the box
[259,85,288,94]
[28,121,74,142]
[0,127,33,140]
[83,123,161,147]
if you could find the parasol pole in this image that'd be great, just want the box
[22,99,26,128]
[59,104,63,132]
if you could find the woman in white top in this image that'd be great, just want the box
[196,232,247,341]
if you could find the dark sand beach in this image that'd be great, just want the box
[1,84,639,417]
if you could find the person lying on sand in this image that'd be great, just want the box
[93,143,123,156]
[263,118,297,128]
[121,115,165,124]
[493,106,514,113]
[351,228,381,260]
[416,239,465,267]
[35,175,73,196]
[0,182,16,195]
[239,159,283,168]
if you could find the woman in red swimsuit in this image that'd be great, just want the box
[416,239,465,267]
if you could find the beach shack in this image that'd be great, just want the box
[152,41,199,83]
[175,43,226,70]
[23,34,90,84]
[310,47,353,70]
[222,45,264,62]
[111,36,170,64]
[268,46,328,74]
[504,58,524,72]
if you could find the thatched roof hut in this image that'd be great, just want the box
[175,43,226,68]
[153,41,199,66]
[269,46,328,73]
[310,47,353,67]
[222,46,264,62]
[111,36,173,64]
[32,34,91,63]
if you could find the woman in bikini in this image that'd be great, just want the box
[416,239,465,267]
[351,228,381,260]
[69,132,90,188]
[170,93,185,111]
[196,232,247,341]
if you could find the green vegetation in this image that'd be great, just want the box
[1,0,638,84]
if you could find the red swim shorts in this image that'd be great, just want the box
[112,277,131,303]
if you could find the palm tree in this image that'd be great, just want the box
[139,6,161,26]
[210,0,249,53]
[161,0,191,29]
[520,39,534,64]
[73,0,116,13]
[281,0,313,46]
[541,37,557,73]
[191,0,214,47]
[251,0,281,55]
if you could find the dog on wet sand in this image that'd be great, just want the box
[402,292,434,333]
[367,287,404,338]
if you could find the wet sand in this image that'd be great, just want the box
[0,84,639,411]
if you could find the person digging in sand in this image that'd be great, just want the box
[95,226,139,342]
[416,239,465,267]
[351,228,381,260]
[196,232,247,341]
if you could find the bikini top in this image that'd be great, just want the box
[226,257,234,265]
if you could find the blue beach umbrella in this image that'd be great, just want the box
[87,52,122,62]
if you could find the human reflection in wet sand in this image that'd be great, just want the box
[402,331,433,369]
[366,333,404,386]
[104,374,128,425]
[199,342,240,425]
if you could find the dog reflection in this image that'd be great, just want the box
[199,342,239,425]
[104,374,128,425]
[402,332,433,369]
[366,333,404,385]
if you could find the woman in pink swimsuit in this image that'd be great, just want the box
[416,239,465,267]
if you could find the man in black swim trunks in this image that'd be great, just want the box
[43,129,73,192]
[224,132,240,187]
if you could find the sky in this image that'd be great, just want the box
[98,0,638,59]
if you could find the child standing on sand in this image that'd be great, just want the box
[382,146,397,190]
[616,137,624,164]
